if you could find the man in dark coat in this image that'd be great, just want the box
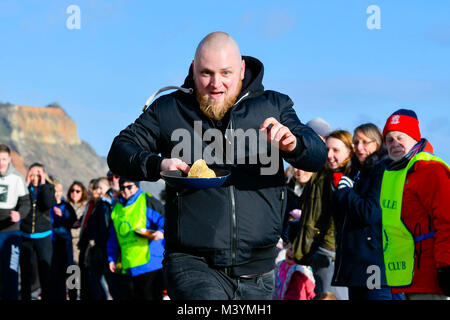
[107,31,327,300]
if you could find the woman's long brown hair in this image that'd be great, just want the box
[326,130,354,176]
[67,180,89,204]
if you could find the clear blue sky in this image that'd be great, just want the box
[1,0,449,162]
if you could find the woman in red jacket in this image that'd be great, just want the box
[381,109,450,300]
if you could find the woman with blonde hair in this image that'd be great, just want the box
[331,124,393,300]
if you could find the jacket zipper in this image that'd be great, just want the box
[206,116,238,266]
[228,116,237,265]
[230,185,237,265]
[214,92,251,266]
[31,201,37,233]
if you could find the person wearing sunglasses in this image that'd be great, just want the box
[107,171,121,202]
[107,178,165,300]
[66,181,89,271]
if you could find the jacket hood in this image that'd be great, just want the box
[181,55,265,101]
[141,56,265,112]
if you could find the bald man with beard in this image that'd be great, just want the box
[108,31,327,300]
[193,32,245,122]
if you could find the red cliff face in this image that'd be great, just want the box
[0,104,108,191]
[10,105,81,146]
[11,151,27,178]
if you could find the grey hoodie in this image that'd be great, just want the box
[0,163,31,232]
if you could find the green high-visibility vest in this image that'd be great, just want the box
[380,152,449,287]
[111,193,150,272]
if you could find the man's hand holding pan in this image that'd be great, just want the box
[161,158,191,175]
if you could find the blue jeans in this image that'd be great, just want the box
[0,231,21,300]
[348,286,393,300]
[164,252,274,300]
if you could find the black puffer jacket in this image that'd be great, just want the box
[107,56,327,276]
[21,182,56,234]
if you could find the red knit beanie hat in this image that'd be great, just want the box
[382,109,421,142]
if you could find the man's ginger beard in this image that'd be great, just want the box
[196,79,242,121]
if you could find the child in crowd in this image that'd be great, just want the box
[273,243,316,300]
[315,291,338,300]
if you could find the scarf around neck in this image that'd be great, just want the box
[387,138,428,171]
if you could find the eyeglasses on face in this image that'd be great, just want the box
[353,140,375,147]
[70,189,81,194]
[120,184,134,191]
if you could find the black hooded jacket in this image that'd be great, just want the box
[332,146,392,286]
[107,56,327,275]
